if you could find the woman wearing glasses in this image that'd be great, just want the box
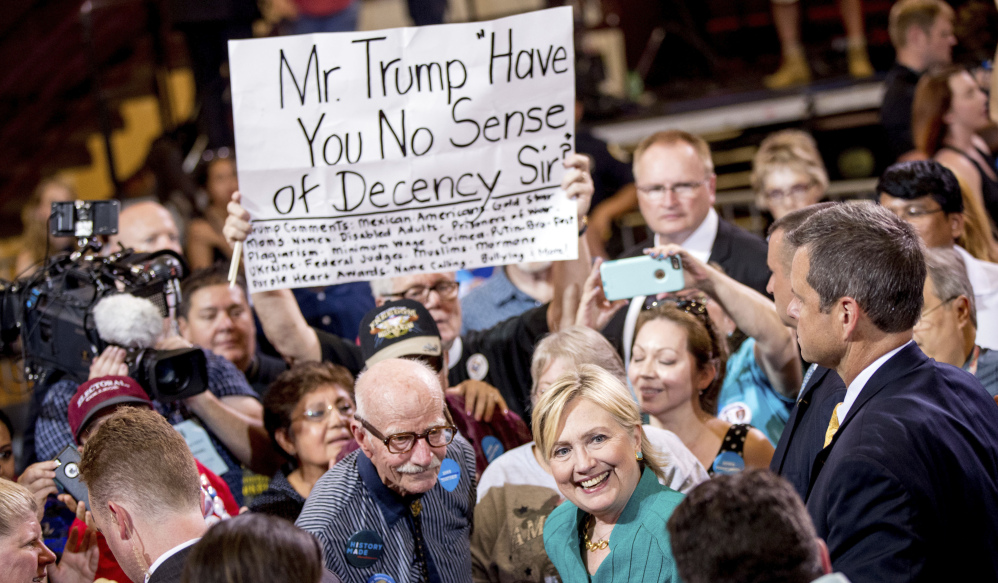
[751,130,829,221]
[251,362,357,521]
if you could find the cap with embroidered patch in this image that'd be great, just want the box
[359,299,442,368]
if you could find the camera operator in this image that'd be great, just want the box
[34,296,275,505]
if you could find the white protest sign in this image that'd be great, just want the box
[228,7,576,293]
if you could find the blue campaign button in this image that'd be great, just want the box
[367,575,397,583]
[711,451,746,475]
[345,530,385,568]
[438,457,461,492]
[481,435,505,464]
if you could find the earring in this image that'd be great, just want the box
[635,451,643,461]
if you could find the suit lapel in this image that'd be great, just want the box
[707,218,732,265]
[773,366,827,473]
[805,343,926,500]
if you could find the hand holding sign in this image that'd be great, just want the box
[561,153,594,226]
[228,8,577,293]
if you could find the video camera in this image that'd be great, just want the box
[0,200,208,401]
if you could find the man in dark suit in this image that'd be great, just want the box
[765,203,847,499]
[619,129,770,296]
[787,202,998,582]
[79,407,207,583]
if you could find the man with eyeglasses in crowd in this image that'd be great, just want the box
[619,130,770,294]
[600,130,771,363]
[296,357,476,583]
[224,154,596,419]
[916,248,998,403]
[877,159,998,349]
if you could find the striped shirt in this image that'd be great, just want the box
[296,436,477,583]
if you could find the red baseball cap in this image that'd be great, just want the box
[68,376,152,444]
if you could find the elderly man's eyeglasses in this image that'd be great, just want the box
[354,415,456,454]
[387,281,459,303]
[636,178,711,200]
[920,296,957,319]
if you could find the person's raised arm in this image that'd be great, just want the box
[223,192,322,363]
[549,154,595,332]
[649,244,802,398]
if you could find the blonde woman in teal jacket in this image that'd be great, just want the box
[534,364,684,582]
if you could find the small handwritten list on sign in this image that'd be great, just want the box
[228,7,576,292]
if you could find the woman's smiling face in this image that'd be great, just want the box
[547,397,642,522]
[629,318,708,417]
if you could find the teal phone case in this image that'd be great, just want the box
[599,255,684,301]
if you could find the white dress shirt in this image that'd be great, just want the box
[955,245,998,350]
[837,341,911,422]
[653,207,719,264]
[144,538,200,583]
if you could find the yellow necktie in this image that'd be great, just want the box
[824,403,843,448]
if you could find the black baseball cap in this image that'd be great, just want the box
[359,299,442,368]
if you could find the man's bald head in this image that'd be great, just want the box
[354,358,443,421]
[109,201,183,256]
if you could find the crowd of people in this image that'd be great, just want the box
[4,0,998,582]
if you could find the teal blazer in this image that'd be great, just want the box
[542,468,684,582]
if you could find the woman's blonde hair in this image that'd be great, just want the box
[751,130,829,210]
[0,479,38,538]
[532,364,665,481]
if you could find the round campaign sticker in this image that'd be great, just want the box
[438,458,461,492]
[718,402,753,425]
[481,435,505,464]
[466,353,489,381]
[712,451,746,475]
[345,530,385,568]
[367,575,397,583]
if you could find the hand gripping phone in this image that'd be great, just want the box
[53,445,89,505]
[599,254,684,301]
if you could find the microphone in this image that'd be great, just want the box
[92,293,163,349]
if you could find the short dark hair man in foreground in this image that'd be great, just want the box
[669,469,846,583]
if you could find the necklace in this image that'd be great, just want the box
[583,514,609,552]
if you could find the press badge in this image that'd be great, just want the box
[173,419,228,476]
